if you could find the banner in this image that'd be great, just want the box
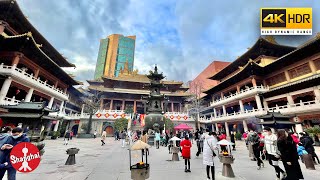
[140,114,145,127]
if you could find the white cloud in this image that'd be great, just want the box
[17,0,320,84]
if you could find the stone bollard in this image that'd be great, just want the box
[171,147,180,161]
[65,148,80,165]
[302,154,316,170]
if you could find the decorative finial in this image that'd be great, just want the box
[265,35,278,44]
[154,64,158,73]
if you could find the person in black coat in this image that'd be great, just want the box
[300,132,320,164]
[277,129,304,180]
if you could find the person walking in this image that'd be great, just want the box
[277,129,304,180]
[230,131,236,151]
[64,130,70,145]
[196,130,202,157]
[70,130,73,140]
[0,127,30,180]
[94,130,97,139]
[263,127,286,180]
[155,131,160,149]
[180,135,192,172]
[251,132,264,170]
[141,131,149,155]
[101,131,106,146]
[203,132,218,180]
[120,131,126,148]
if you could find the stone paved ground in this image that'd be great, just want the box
[10,138,320,180]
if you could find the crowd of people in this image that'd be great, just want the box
[243,127,320,180]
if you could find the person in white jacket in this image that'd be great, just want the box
[263,127,286,180]
[203,132,218,180]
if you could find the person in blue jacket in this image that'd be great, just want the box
[0,127,30,180]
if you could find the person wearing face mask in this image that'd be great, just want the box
[0,127,30,180]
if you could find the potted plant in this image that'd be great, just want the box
[51,131,60,139]
[235,132,242,140]
[305,127,320,146]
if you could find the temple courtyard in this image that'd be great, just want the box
[13,138,320,180]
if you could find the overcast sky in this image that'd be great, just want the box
[18,0,320,83]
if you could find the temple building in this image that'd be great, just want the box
[0,0,80,133]
[79,58,193,136]
[199,36,320,136]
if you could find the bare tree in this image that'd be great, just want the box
[82,91,103,134]
[188,80,206,130]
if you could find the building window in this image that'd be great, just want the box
[266,72,286,86]
[288,63,312,79]
[314,58,320,70]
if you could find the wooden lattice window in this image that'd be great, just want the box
[266,72,286,86]
[314,58,320,70]
[288,63,312,79]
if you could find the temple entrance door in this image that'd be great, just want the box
[105,126,114,136]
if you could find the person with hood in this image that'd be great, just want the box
[263,127,286,180]
[277,129,304,180]
[300,132,320,164]
[0,127,30,180]
[0,127,12,147]
[180,135,192,172]
[203,132,218,180]
[251,131,264,170]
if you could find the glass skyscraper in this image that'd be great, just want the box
[94,34,136,79]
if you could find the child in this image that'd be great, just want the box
[0,162,8,169]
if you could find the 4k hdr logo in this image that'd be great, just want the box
[261,8,312,35]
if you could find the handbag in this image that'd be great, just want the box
[207,140,216,157]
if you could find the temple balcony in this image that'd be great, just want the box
[55,110,131,120]
[199,100,320,123]
[209,85,269,107]
[165,112,194,121]
[0,64,68,101]
[0,97,21,105]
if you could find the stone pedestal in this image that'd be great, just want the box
[131,164,150,180]
[302,154,316,170]
[219,155,235,178]
[65,148,80,165]
[172,147,180,161]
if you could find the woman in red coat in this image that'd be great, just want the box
[180,135,192,172]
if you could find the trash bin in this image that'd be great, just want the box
[65,148,80,165]
[219,154,235,178]
[131,163,150,180]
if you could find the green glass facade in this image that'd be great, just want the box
[94,38,109,79]
[114,36,135,77]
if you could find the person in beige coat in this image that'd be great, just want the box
[101,131,107,146]
[141,130,149,155]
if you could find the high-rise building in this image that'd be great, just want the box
[94,34,136,79]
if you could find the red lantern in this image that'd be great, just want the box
[177,115,181,120]
[113,113,118,118]
[121,114,125,118]
[183,116,188,120]
[170,115,174,120]
[105,113,110,118]
[96,113,102,118]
